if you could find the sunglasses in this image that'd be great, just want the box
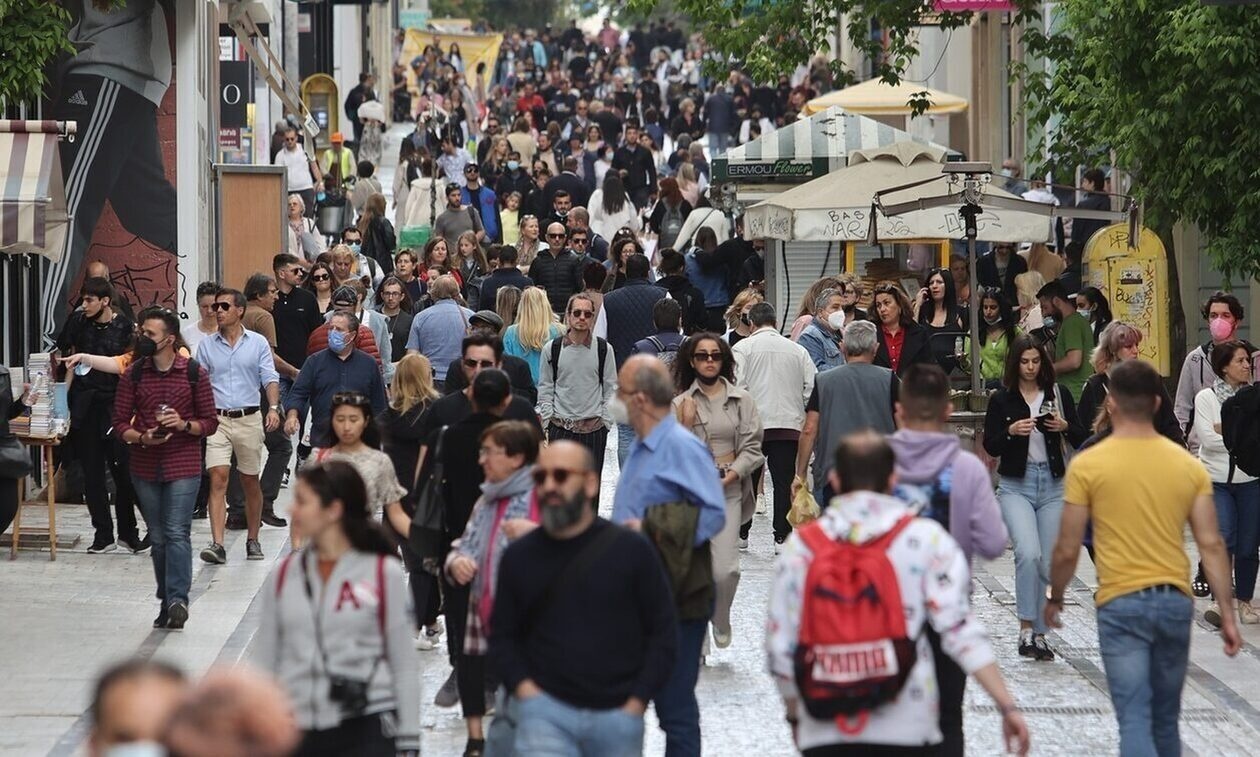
[211,302,234,312]
[310,273,330,282]
[693,352,723,362]
[532,467,587,486]
[570,237,588,245]
[570,309,594,319]
[547,233,567,239]
[463,358,495,369]
[332,391,370,405]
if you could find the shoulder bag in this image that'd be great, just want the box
[408,425,449,572]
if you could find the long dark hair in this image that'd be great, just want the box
[297,461,394,556]
[1003,333,1056,392]
[980,287,1018,346]
[1078,286,1113,340]
[601,172,628,216]
[872,282,917,329]
[672,333,735,391]
[330,392,382,450]
[918,267,962,328]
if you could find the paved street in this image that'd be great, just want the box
[4,441,1260,756]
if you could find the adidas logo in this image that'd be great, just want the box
[68,90,88,106]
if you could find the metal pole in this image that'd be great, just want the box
[961,203,983,395]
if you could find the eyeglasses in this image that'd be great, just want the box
[570,309,594,319]
[310,273,330,282]
[693,352,723,362]
[463,358,496,369]
[211,302,234,312]
[382,290,403,297]
[570,237,588,245]
[547,233,567,239]
[532,467,587,486]
[478,446,504,458]
[464,165,479,173]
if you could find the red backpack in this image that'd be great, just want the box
[793,516,917,730]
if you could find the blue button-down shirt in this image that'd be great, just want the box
[194,328,279,410]
[283,348,387,448]
[406,299,473,381]
[613,415,726,545]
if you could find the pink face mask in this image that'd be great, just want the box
[1210,316,1235,342]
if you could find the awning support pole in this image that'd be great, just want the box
[960,202,983,396]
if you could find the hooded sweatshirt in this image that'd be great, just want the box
[888,429,1008,564]
[766,491,996,751]
[257,550,419,750]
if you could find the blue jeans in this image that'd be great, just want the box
[616,423,636,469]
[654,618,707,757]
[707,131,731,156]
[513,691,644,756]
[1097,588,1193,757]
[132,476,199,606]
[998,462,1063,634]
[1213,480,1260,601]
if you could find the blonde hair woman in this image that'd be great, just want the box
[516,215,544,270]
[1023,242,1065,285]
[1013,269,1046,333]
[502,287,564,382]
[724,286,764,346]
[495,285,522,331]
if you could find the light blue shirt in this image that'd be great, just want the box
[405,299,473,381]
[613,415,726,545]
[194,328,279,409]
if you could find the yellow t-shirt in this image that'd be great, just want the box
[1064,435,1212,606]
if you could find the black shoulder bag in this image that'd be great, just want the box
[408,425,449,573]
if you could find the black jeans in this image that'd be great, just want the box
[444,578,491,719]
[740,464,765,541]
[395,531,441,628]
[0,477,17,536]
[296,712,396,757]
[928,626,965,757]
[546,424,608,504]
[762,437,798,542]
[74,408,140,542]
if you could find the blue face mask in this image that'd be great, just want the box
[507,160,520,171]
[328,329,348,352]
[348,243,361,254]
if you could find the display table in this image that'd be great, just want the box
[9,433,64,561]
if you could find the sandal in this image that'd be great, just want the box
[1192,564,1210,598]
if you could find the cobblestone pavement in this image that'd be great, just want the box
[5,436,1260,756]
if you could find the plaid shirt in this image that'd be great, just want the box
[112,355,220,482]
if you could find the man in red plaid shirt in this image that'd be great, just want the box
[112,307,220,631]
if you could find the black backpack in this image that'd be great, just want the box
[646,336,679,369]
[548,337,608,383]
[1221,384,1260,480]
[130,357,202,388]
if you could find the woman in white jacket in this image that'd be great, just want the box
[401,156,438,230]
[588,173,640,243]
[1194,340,1260,628]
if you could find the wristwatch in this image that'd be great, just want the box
[183,421,192,434]
[269,404,282,413]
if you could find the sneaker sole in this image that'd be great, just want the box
[200,549,226,565]
[167,604,188,630]
[247,552,265,561]
[1205,609,1223,628]
[88,544,118,554]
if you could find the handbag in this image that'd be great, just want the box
[408,425,449,573]
[0,368,32,479]
[1053,384,1076,464]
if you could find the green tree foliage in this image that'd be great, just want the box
[1021,0,1260,283]
[0,0,75,104]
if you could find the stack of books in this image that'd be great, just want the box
[24,354,54,437]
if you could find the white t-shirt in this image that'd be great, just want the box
[181,322,215,354]
[273,146,314,191]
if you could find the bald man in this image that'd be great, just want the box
[90,660,188,757]
[611,355,725,756]
[75,260,136,321]
[490,440,676,757]
[528,222,584,313]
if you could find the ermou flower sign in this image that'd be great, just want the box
[933,0,1014,10]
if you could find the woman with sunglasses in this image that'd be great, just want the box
[310,393,410,539]
[305,262,337,314]
[257,460,419,757]
[983,335,1087,661]
[672,334,763,651]
[444,420,542,757]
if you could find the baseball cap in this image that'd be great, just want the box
[469,310,504,331]
[332,285,358,306]
[330,132,344,144]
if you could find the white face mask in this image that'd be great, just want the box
[1078,307,1092,319]
[608,395,631,426]
[827,311,846,330]
[104,743,166,757]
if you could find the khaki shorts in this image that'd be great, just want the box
[205,413,265,476]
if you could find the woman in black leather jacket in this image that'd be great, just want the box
[983,334,1088,662]
[0,367,31,535]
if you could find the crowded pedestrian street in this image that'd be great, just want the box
[6,467,1260,756]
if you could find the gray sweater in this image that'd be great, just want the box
[536,335,618,427]
[66,0,172,106]
[257,550,420,750]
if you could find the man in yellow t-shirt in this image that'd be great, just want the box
[1045,359,1239,756]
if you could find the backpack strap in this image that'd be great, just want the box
[276,552,298,598]
[797,521,835,557]
[868,515,916,551]
[376,554,387,638]
[596,337,608,381]
[647,335,664,353]
[187,358,201,385]
[549,338,564,382]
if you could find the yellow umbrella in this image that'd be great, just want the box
[803,79,968,117]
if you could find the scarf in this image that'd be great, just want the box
[1213,378,1239,405]
[463,466,538,628]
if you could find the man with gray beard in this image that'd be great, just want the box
[489,441,677,756]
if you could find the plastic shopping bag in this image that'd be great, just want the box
[787,476,820,527]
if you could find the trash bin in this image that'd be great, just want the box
[399,225,432,249]
[317,204,346,238]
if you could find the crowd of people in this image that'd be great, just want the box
[8,16,1257,757]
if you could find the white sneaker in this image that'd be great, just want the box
[755,493,767,515]
[713,627,732,649]
[737,538,749,551]
[1240,602,1259,625]
[414,632,436,650]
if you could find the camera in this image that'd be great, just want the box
[328,675,371,716]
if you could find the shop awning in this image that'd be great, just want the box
[744,141,1050,243]
[803,79,969,117]
[0,120,73,262]
[713,106,950,184]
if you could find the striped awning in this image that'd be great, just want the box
[0,120,73,262]
[712,106,952,184]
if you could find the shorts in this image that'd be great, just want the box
[205,413,265,476]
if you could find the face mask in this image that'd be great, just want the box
[507,160,520,171]
[1210,316,1235,342]
[827,312,846,330]
[1000,168,1013,178]
[1078,307,1092,319]
[696,373,719,386]
[984,314,1002,326]
[542,490,587,535]
[348,243,361,254]
[608,395,631,425]
[328,329,348,352]
[103,743,165,757]
[739,313,751,327]
[134,336,159,358]
[1042,315,1056,328]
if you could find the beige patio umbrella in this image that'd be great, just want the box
[803,79,968,117]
